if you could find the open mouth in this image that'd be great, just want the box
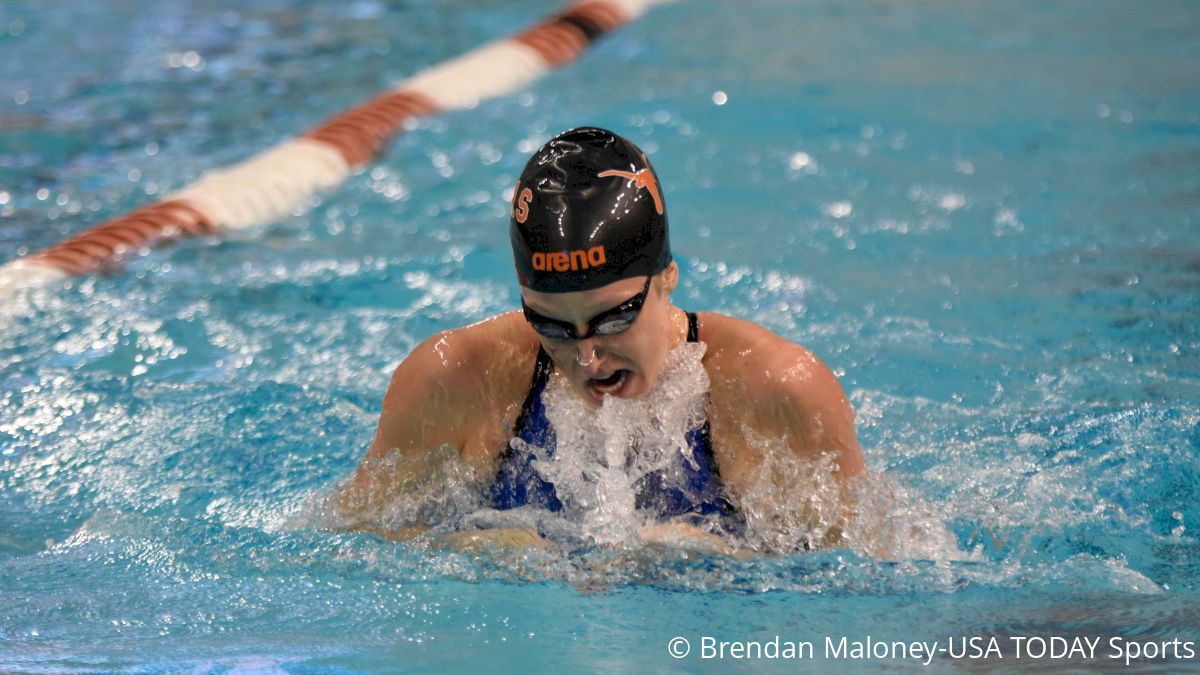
[588,369,629,397]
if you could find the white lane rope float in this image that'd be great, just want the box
[0,0,666,300]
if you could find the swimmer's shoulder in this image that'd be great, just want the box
[404,311,539,384]
[693,310,828,407]
[397,310,540,410]
[693,311,821,379]
[373,311,540,462]
[694,311,863,477]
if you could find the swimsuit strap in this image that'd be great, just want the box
[513,345,553,436]
[686,310,722,491]
[686,311,699,342]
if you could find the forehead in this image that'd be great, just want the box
[521,275,647,317]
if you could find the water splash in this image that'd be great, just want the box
[321,444,485,533]
[315,339,967,569]
[519,342,710,546]
[844,469,968,561]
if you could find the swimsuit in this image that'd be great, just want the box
[489,312,739,526]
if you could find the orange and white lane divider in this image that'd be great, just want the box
[0,0,665,299]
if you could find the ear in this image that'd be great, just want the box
[660,260,680,295]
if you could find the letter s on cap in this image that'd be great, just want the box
[513,187,533,224]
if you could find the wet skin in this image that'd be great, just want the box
[337,262,865,549]
[520,272,686,405]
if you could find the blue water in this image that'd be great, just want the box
[3,0,1199,671]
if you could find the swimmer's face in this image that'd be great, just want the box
[520,262,682,405]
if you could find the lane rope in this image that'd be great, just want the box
[0,0,665,298]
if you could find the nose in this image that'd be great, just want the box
[573,339,607,373]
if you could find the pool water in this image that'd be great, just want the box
[2,0,1199,671]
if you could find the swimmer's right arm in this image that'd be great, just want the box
[332,316,546,548]
[333,328,493,532]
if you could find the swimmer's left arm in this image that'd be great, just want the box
[764,340,866,549]
[762,341,865,480]
[704,321,866,551]
[714,323,865,481]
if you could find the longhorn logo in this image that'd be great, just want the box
[597,168,664,215]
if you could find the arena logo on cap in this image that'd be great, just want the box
[532,246,607,272]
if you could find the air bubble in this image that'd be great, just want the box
[824,201,852,219]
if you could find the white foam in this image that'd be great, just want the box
[0,261,66,330]
[317,337,967,564]
[514,341,710,546]
[323,444,485,533]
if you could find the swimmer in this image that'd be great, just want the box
[336,127,865,552]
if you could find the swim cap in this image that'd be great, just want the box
[510,127,671,293]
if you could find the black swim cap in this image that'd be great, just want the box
[510,126,671,293]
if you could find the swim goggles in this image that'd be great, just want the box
[522,276,652,341]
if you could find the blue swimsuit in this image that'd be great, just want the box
[489,312,739,526]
